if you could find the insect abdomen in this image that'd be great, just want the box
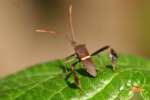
[74,44,97,77]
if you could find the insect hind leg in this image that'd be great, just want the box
[91,45,118,71]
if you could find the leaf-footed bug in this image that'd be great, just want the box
[35,0,118,87]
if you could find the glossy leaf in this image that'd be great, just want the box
[0,53,150,100]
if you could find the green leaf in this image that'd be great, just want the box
[0,53,150,100]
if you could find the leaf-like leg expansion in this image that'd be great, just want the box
[91,45,118,71]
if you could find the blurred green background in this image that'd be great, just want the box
[0,0,150,76]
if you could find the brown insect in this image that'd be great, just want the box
[36,0,118,87]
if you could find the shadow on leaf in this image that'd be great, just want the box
[65,80,78,89]
[105,65,113,70]
[76,69,95,78]
[64,68,94,89]
[64,72,78,89]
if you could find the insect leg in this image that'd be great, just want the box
[91,45,118,71]
[110,48,118,71]
[65,61,81,88]
[71,62,80,86]
[91,45,110,56]
[64,53,76,73]
[64,53,76,61]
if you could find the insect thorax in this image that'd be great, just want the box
[74,44,90,60]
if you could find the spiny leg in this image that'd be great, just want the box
[91,45,118,71]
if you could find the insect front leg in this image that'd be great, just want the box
[91,45,118,71]
[64,53,76,73]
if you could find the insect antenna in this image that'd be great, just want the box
[35,0,77,47]
[68,0,77,47]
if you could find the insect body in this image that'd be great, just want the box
[64,42,118,86]
[74,44,97,77]
[74,44,118,77]
[36,0,118,87]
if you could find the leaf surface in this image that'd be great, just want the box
[0,53,150,100]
